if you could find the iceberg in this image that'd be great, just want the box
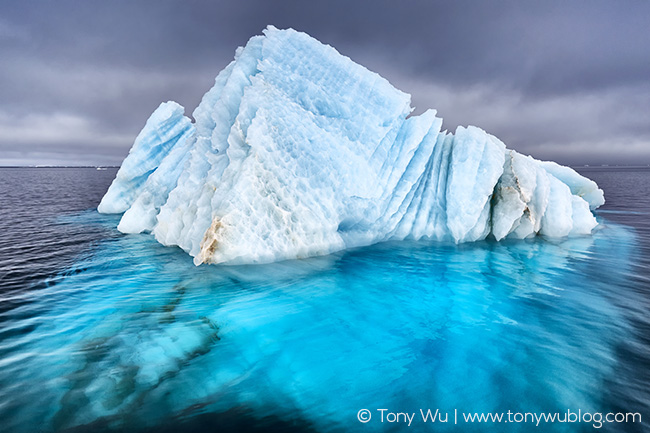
[99,26,604,265]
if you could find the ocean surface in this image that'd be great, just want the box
[0,167,648,433]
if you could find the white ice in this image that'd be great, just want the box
[98,101,194,216]
[99,26,604,265]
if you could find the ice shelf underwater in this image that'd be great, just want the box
[99,26,605,266]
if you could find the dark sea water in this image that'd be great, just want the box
[0,167,648,433]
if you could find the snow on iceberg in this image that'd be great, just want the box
[99,26,604,265]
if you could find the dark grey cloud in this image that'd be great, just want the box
[0,0,649,166]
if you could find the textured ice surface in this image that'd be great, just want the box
[98,102,194,216]
[99,26,604,265]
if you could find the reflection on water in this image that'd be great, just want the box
[0,209,646,432]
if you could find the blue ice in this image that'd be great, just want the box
[0,211,638,432]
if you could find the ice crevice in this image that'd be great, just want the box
[98,26,605,265]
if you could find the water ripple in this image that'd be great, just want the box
[0,167,649,433]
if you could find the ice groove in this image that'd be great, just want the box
[99,27,604,265]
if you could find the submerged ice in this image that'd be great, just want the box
[99,26,604,265]
[0,213,639,433]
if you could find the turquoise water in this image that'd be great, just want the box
[0,168,649,432]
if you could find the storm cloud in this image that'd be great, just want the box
[0,0,648,166]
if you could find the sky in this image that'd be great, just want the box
[0,0,649,166]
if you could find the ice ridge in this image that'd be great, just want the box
[99,26,604,265]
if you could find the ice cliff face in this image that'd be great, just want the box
[98,26,604,265]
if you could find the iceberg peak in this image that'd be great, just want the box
[99,27,604,265]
